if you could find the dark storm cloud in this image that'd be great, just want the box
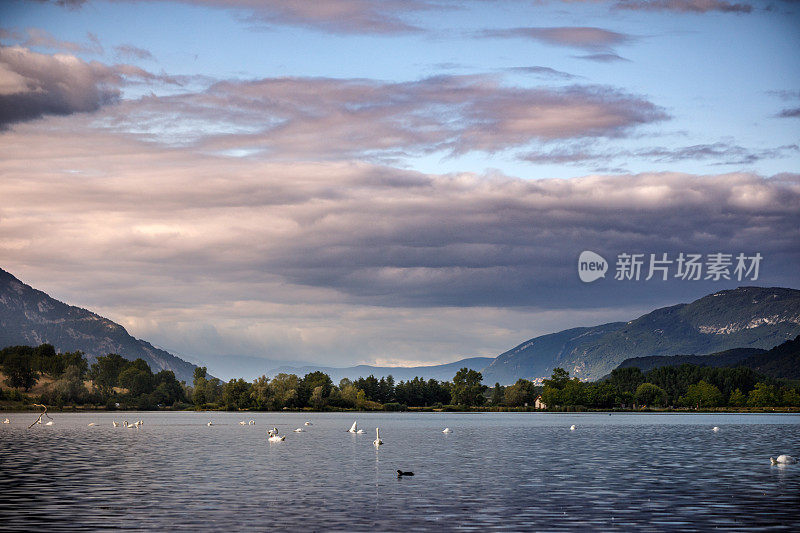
[0,46,179,126]
[574,53,630,62]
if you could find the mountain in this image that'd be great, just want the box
[737,335,800,380]
[264,356,494,384]
[482,287,800,383]
[615,347,767,374]
[0,268,198,383]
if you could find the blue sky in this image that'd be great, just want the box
[0,0,798,378]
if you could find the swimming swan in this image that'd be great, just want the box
[207,422,214,426]
[268,431,286,442]
[348,421,358,433]
[239,420,247,425]
[356,429,364,434]
[249,420,255,425]
[3,418,9,424]
[112,421,119,427]
[45,420,54,426]
[442,428,452,433]
[570,425,576,431]
[712,426,720,432]
[88,423,96,427]
[373,427,383,447]
[304,421,312,426]
[770,455,797,465]
[294,428,304,432]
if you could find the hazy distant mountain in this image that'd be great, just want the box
[0,268,198,383]
[483,287,800,383]
[264,357,495,384]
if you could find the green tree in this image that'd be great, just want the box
[223,378,252,410]
[118,366,154,397]
[270,373,299,408]
[634,383,668,407]
[298,371,333,407]
[250,375,273,410]
[52,364,88,405]
[90,353,128,396]
[781,387,800,407]
[747,382,780,407]
[504,379,536,407]
[2,348,38,391]
[681,380,723,408]
[490,382,505,406]
[543,368,571,389]
[451,368,486,407]
[728,388,747,407]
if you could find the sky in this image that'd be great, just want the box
[0,0,798,379]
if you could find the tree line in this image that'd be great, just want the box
[2,343,799,411]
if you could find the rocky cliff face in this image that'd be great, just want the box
[0,268,197,383]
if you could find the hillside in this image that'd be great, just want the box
[0,268,198,383]
[615,347,767,374]
[482,287,800,383]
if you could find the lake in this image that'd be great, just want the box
[1,411,799,531]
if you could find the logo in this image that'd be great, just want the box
[578,250,608,283]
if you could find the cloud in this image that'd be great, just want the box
[522,141,799,166]
[614,0,753,13]
[574,53,630,62]
[114,44,155,61]
[0,46,182,126]
[505,66,579,80]
[29,0,88,8]
[36,0,434,34]
[777,107,800,118]
[99,75,667,156]
[1,125,797,365]
[0,28,103,54]
[481,26,634,51]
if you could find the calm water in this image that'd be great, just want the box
[1,412,799,531]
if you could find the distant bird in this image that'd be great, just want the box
[88,423,96,427]
[374,427,383,447]
[207,422,214,426]
[304,421,312,426]
[3,418,10,424]
[570,425,576,431]
[249,420,255,425]
[239,420,247,425]
[348,421,358,433]
[712,426,720,432]
[442,428,452,433]
[112,421,119,427]
[356,429,364,434]
[397,470,414,477]
[294,428,304,432]
[45,421,54,426]
[770,455,797,465]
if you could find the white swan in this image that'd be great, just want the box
[268,429,286,442]
[304,421,312,426]
[770,455,797,465]
[3,418,10,424]
[570,425,576,431]
[45,420,54,426]
[249,420,255,425]
[356,429,364,434]
[712,426,720,432]
[207,422,213,426]
[294,428,304,432]
[88,423,96,427]
[112,421,119,427]
[348,421,358,433]
[239,420,247,425]
[442,428,452,433]
[373,427,383,447]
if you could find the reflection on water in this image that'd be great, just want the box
[1,412,799,531]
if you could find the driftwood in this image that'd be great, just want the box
[27,403,54,429]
